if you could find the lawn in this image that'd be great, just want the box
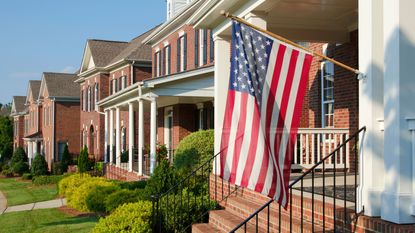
[0,178,57,206]
[0,208,98,233]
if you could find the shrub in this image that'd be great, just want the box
[173,129,214,176]
[31,153,48,176]
[105,189,148,213]
[12,161,29,175]
[21,173,32,180]
[77,146,89,174]
[11,147,28,165]
[117,180,147,190]
[157,144,168,162]
[86,185,120,213]
[33,175,64,185]
[52,162,63,175]
[1,168,13,177]
[67,177,116,212]
[60,144,71,173]
[92,201,152,233]
[58,173,91,197]
[144,160,176,197]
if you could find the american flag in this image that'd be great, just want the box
[219,21,312,207]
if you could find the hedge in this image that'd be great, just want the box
[92,201,152,233]
[32,175,64,185]
[104,189,147,213]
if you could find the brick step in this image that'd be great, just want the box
[223,196,325,233]
[192,223,223,233]
[208,209,268,233]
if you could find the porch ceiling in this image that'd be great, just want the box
[193,0,358,42]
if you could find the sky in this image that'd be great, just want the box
[0,0,166,104]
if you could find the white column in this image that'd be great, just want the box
[28,142,33,166]
[104,110,108,163]
[116,107,121,167]
[150,98,157,174]
[407,118,415,215]
[128,102,134,172]
[109,109,114,164]
[33,141,38,156]
[357,0,384,216]
[213,35,231,175]
[138,99,144,175]
[381,0,415,223]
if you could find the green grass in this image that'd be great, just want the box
[0,208,98,233]
[0,178,57,206]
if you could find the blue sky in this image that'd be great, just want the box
[0,0,166,104]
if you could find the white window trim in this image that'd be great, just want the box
[320,61,334,128]
[180,37,185,72]
[199,29,205,66]
[156,52,161,77]
[164,46,170,75]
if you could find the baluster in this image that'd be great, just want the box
[294,134,298,165]
[346,133,350,169]
[306,133,309,166]
[311,133,315,165]
[340,133,344,166]
[300,133,303,165]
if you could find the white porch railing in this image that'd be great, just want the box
[292,128,350,170]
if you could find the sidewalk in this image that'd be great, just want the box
[0,191,6,214]
[0,197,66,214]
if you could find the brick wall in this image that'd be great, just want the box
[152,24,214,78]
[55,101,81,158]
[13,116,24,149]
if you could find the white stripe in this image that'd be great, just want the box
[235,95,255,186]
[223,91,242,181]
[261,154,275,195]
[277,52,306,205]
[247,42,279,189]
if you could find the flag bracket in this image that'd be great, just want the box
[220,10,366,81]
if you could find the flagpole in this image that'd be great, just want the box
[221,11,363,76]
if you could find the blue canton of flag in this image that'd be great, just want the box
[229,21,273,107]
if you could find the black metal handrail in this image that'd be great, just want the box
[152,148,239,233]
[229,126,366,232]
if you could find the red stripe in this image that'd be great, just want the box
[220,90,236,178]
[229,93,248,183]
[281,54,312,208]
[269,49,299,200]
[254,44,286,192]
[240,102,260,187]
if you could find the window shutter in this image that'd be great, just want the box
[167,45,171,75]
[210,30,214,62]
[80,90,83,111]
[203,29,207,65]
[161,49,165,76]
[153,53,157,77]
[194,29,199,67]
[177,38,181,72]
[183,34,187,71]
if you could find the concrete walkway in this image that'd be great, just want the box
[1,198,66,214]
[0,191,6,214]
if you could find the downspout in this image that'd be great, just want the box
[52,100,55,162]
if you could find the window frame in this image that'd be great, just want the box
[321,60,334,128]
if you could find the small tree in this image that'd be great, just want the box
[11,147,28,165]
[78,146,89,174]
[31,153,48,176]
[61,144,72,173]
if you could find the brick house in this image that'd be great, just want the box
[38,72,80,169]
[10,96,26,150]
[77,26,157,173]
[22,80,42,166]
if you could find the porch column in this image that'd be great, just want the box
[104,110,108,163]
[109,109,114,164]
[213,35,231,175]
[150,98,157,174]
[116,107,121,167]
[381,0,415,223]
[407,118,415,216]
[357,0,384,216]
[28,141,33,166]
[138,99,144,175]
[128,102,134,172]
[33,141,37,156]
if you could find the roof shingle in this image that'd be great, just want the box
[43,72,79,98]
[12,96,26,113]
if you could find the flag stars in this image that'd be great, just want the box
[233,82,238,87]
[266,40,271,46]
[261,65,266,70]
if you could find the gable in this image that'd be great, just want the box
[80,43,94,73]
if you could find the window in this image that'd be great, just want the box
[83,89,87,112]
[88,86,92,112]
[111,79,116,94]
[95,83,99,110]
[80,90,83,111]
[163,45,171,75]
[210,31,214,62]
[121,127,126,152]
[155,51,161,77]
[194,29,199,67]
[199,29,207,66]
[321,61,334,128]
[121,76,127,90]
[177,34,187,72]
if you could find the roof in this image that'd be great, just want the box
[109,26,160,64]
[12,96,26,113]
[29,80,41,101]
[87,40,129,67]
[23,131,43,140]
[42,72,79,98]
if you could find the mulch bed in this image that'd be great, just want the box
[58,206,97,218]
